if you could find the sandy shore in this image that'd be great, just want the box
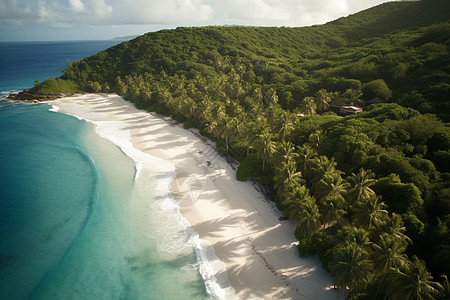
[53,93,340,300]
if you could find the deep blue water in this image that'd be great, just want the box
[0,41,209,299]
[0,40,121,93]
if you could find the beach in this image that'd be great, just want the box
[52,93,340,300]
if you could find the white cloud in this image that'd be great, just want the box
[0,0,36,26]
[37,0,72,28]
[69,0,85,13]
[111,0,214,24]
[214,0,290,24]
[0,0,399,39]
[88,0,113,17]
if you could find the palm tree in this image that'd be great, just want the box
[302,96,316,115]
[217,115,236,152]
[342,89,363,106]
[157,87,171,106]
[314,171,348,205]
[377,213,412,247]
[213,102,226,122]
[266,104,284,132]
[310,156,340,193]
[182,97,197,122]
[296,144,318,181]
[274,140,298,165]
[308,130,323,153]
[115,76,127,95]
[274,161,304,200]
[347,168,377,207]
[264,88,279,107]
[315,89,331,114]
[277,111,295,140]
[252,87,263,105]
[438,274,449,300]
[205,119,218,136]
[140,85,152,103]
[250,101,268,128]
[295,196,321,239]
[336,225,372,248]
[329,241,372,299]
[281,185,309,221]
[313,156,339,178]
[253,131,276,170]
[173,96,185,116]
[198,96,213,122]
[386,256,442,300]
[239,123,255,156]
[320,198,347,228]
[352,194,388,229]
[371,233,409,299]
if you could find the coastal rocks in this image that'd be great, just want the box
[7,88,68,102]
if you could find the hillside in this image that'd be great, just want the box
[57,0,450,120]
[324,0,450,40]
[34,0,450,298]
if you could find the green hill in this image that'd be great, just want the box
[57,0,450,120]
[35,0,450,298]
[324,0,450,40]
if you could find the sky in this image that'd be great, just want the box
[0,0,399,41]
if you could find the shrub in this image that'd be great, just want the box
[35,78,81,94]
[236,153,262,181]
[297,232,333,270]
[362,79,392,100]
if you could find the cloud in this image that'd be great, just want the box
[0,0,397,31]
[111,0,214,24]
[88,0,113,18]
[69,0,85,13]
[0,0,37,26]
[36,0,74,28]
[213,0,290,24]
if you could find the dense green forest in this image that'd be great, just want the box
[36,0,450,298]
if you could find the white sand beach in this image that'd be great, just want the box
[53,93,340,300]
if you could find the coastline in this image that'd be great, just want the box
[52,93,340,299]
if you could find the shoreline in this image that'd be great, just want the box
[52,93,340,299]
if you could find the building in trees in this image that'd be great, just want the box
[339,105,363,115]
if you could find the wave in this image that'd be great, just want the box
[48,103,142,181]
[0,90,17,103]
[0,90,23,104]
[1,89,21,96]
[49,105,59,112]
[155,162,233,300]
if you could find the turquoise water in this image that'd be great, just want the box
[0,99,209,300]
[0,41,211,299]
[0,101,98,298]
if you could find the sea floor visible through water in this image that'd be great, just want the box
[0,98,211,300]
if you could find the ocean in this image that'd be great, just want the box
[0,41,213,299]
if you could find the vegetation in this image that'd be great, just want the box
[33,77,81,94]
[35,0,449,298]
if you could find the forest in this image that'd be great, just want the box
[34,0,450,298]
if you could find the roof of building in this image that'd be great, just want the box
[339,106,363,114]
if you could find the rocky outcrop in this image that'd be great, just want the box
[7,88,67,103]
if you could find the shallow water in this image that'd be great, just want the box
[0,100,209,299]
